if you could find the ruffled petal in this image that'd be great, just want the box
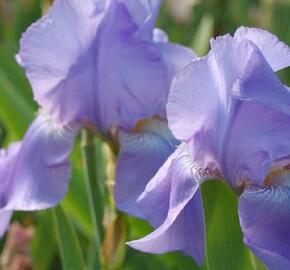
[168,35,255,142]
[232,44,290,117]
[168,34,290,188]
[223,47,290,187]
[19,0,193,134]
[18,0,108,125]
[0,114,78,211]
[115,119,177,218]
[129,145,205,264]
[239,184,290,269]
[120,0,161,40]
[234,27,290,72]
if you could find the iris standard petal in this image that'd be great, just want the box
[168,36,255,142]
[120,0,161,40]
[129,145,205,264]
[223,102,290,188]
[239,184,290,269]
[95,0,170,132]
[115,119,177,218]
[17,0,108,125]
[232,45,290,117]
[0,114,78,211]
[96,0,194,132]
[169,34,290,188]
[168,55,219,142]
[157,42,196,80]
[18,0,193,134]
[223,48,290,187]
[234,26,290,72]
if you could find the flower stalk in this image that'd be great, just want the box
[81,129,105,269]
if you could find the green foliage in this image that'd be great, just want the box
[52,206,86,270]
[201,181,255,270]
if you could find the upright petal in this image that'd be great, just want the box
[18,0,194,134]
[223,48,290,187]
[168,34,290,188]
[168,36,257,142]
[232,46,290,117]
[239,183,290,269]
[115,119,177,218]
[119,0,161,40]
[95,0,170,132]
[18,0,108,125]
[234,27,290,72]
[129,145,205,264]
[157,42,196,80]
[0,114,78,211]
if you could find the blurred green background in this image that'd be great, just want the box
[0,0,289,269]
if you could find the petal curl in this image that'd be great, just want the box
[232,45,290,117]
[168,36,257,142]
[0,114,78,211]
[115,119,177,218]
[234,27,290,72]
[129,145,205,264]
[239,184,290,269]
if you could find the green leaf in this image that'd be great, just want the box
[201,181,255,270]
[52,206,86,270]
[0,69,34,138]
[31,211,57,270]
[62,142,93,238]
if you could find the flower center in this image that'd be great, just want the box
[264,165,290,187]
[191,165,222,184]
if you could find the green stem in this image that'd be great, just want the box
[81,129,104,269]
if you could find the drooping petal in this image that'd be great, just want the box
[234,27,290,72]
[129,145,205,264]
[238,183,290,269]
[115,119,178,218]
[0,114,78,211]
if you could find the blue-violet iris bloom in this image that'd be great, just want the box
[129,27,290,269]
[0,0,194,234]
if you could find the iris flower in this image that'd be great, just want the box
[129,27,290,269]
[0,0,194,233]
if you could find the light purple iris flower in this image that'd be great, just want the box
[129,27,290,269]
[0,0,194,234]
